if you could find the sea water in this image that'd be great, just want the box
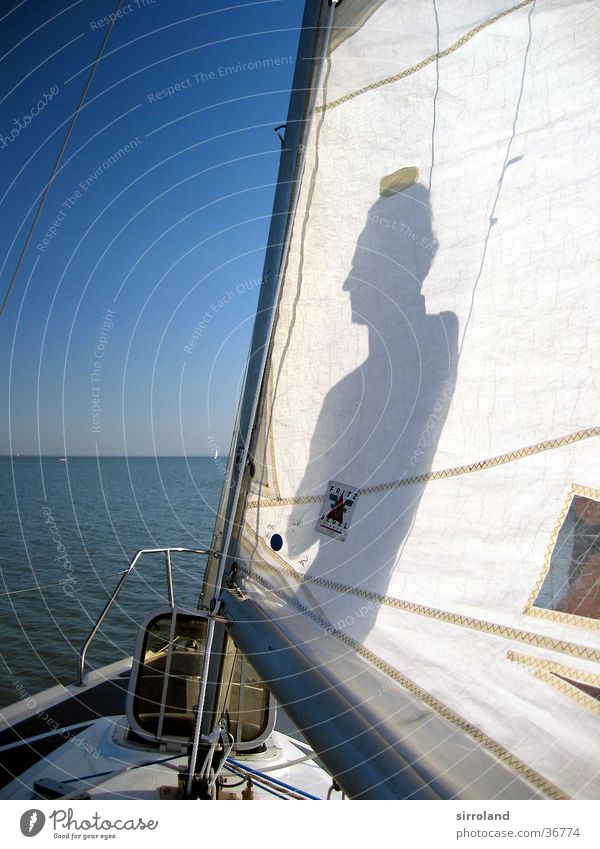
[0,455,224,708]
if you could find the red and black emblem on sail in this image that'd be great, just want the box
[316,481,358,541]
[326,493,346,525]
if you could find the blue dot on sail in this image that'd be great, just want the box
[270,534,283,552]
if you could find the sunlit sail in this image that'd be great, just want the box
[211,0,600,799]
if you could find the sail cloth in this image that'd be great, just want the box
[226,0,600,799]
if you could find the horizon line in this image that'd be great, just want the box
[1,454,228,458]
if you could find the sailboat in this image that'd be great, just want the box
[1,0,599,800]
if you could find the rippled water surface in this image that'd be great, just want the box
[0,456,224,708]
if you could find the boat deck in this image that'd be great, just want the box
[0,661,334,800]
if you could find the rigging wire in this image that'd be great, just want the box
[247,751,314,772]
[55,756,297,801]
[54,753,186,798]
[62,753,184,785]
[226,757,320,800]
[0,0,124,317]
[222,764,290,800]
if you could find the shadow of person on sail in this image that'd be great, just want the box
[287,181,458,644]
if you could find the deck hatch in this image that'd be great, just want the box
[127,607,274,750]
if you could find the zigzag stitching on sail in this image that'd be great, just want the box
[507,650,600,717]
[507,651,600,686]
[234,560,567,800]
[316,0,535,113]
[247,426,600,509]
[524,483,600,632]
[239,524,600,662]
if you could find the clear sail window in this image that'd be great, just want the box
[553,673,600,703]
[533,494,600,621]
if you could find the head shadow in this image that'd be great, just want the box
[344,182,438,331]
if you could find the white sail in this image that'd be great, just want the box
[222,0,600,799]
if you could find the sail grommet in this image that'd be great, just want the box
[270,534,283,552]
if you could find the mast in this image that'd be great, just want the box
[188,1,332,785]
[200,0,331,612]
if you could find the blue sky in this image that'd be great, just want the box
[0,0,305,455]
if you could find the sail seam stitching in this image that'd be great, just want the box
[247,426,600,509]
[235,560,567,799]
[316,0,535,113]
[507,650,600,685]
[507,650,600,717]
[239,526,600,662]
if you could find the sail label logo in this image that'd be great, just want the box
[316,481,358,541]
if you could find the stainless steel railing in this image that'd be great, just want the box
[76,547,212,686]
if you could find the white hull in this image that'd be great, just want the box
[0,660,335,801]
